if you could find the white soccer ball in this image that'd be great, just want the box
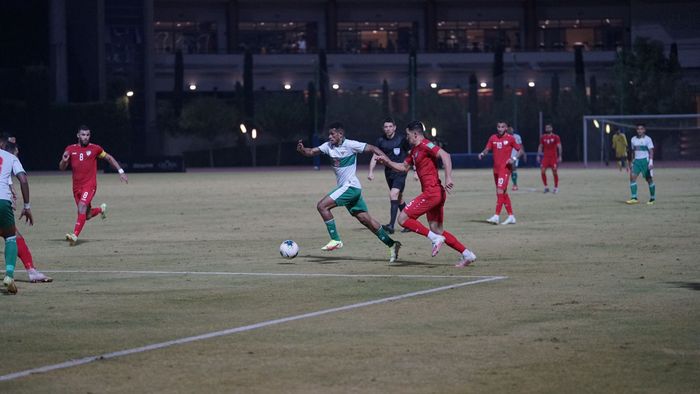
[279,240,299,259]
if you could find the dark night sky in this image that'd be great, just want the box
[0,0,49,68]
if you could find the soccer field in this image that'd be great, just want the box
[2,166,699,393]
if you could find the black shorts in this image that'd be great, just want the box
[385,170,407,192]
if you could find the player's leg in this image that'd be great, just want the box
[552,164,559,193]
[16,233,52,283]
[350,194,401,262]
[541,164,549,192]
[487,173,505,224]
[644,166,655,204]
[317,191,342,250]
[0,200,18,294]
[627,161,641,204]
[499,173,516,225]
[397,193,436,238]
[67,187,96,245]
[511,159,519,191]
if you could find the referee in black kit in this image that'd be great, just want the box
[367,117,411,234]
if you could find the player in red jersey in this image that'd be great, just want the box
[537,123,562,193]
[377,121,476,267]
[59,125,128,245]
[478,121,521,225]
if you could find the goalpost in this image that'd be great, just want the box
[582,114,700,167]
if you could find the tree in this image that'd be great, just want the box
[550,72,560,115]
[381,79,391,118]
[468,73,479,151]
[589,75,598,113]
[408,49,417,119]
[255,92,308,165]
[243,49,254,120]
[178,97,239,166]
[318,50,329,128]
[574,45,586,98]
[173,50,184,117]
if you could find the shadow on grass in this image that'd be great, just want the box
[299,254,446,268]
[667,281,700,291]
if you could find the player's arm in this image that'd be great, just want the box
[59,151,70,170]
[648,146,654,169]
[536,143,543,163]
[296,140,321,157]
[557,142,563,163]
[477,140,491,160]
[437,148,454,192]
[15,172,33,225]
[100,152,128,183]
[367,153,378,180]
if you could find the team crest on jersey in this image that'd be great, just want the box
[86,151,92,156]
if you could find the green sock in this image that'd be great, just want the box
[5,236,17,279]
[649,182,655,199]
[376,226,395,247]
[512,171,518,186]
[630,182,638,199]
[325,219,341,241]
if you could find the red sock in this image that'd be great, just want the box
[541,173,548,186]
[495,193,504,215]
[504,193,514,215]
[401,218,429,237]
[554,172,559,187]
[88,207,102,220]
[443,231,466,253]
[73,213,87,236]
[16,235,34,270]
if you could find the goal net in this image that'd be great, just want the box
[582,114,700,167]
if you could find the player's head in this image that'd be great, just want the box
[382,117,396,138]
[496,121,508,135]
[327,122,345,145]
[77,125,91,146]
[544,123,554,134]
[404,120,425,146]
[636,123,646,136]
[2,141,18,156]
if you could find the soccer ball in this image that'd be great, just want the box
[279,240,299,259]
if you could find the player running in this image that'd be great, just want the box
[507,126,525,191]
[296,122,401,263]
[537,123,562,193]
[367,117,410,234]
[59,125,128,246]
[626,123,656,205]
[0,140,33,294]
[377,121,477,268]
[0,138,51,283]
[479,121,521,225]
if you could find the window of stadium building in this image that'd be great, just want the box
[436,20,520,53]
[537,18,625,51]
[154,21,218,54]
[238,22,317,54]
[337,22,417,53]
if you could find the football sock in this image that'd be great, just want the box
[443,231,467,253]
[495,194,504,215]
[88,207,102,220]
[375,226,396,247]
[4,236,17,279]
[389,199,399,227]
[503,194,514,215]
[427,231,441,242]
[73,213,87,236]
[399,202,406,211]
[512,171,518,186]
[649,182,656,199]
[16,235,34,270]
[324,219,341,241]
[630,182,638,199]
[401,218,429,236]
[554,172,559,188]
[541,173,548,186]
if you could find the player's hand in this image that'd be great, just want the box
[648,162,653,170]
[536,155,541,163]
[367,172,374,181]
[119,173,129,184]
[19,208,33,226]
[61,152,69,162]
[413,172,419,181]
[478,153,484,160]
[558,157,563,164]
[296,139,305,152]
[444,176,454,193]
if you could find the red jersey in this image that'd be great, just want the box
[65,143,105,187]
[484,133,521,171]
[405,139,442,192]
[540,133,561,159]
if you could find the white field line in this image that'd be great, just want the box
[0,275,506,382]
[40,269,497,279]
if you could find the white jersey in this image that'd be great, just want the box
[318,138,367,189]
[510,133,522,160]
[0,150,26,202]
[630,135,654,160]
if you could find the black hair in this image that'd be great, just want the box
[406,120,424,133]
[636,123,646,128]
[328,122,344,131]
[2,142,17,154]
[383,117,396,125]
[496,120,509,126]
[79,125,90,132]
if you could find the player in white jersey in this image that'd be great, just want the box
[0,145,33,294]
[626,123,656,205]
[507,126,525,191]
[297,122,401,262]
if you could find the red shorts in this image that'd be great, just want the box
[403,188,446,224]
[541,157,558,169]
[73,184,97,207]
[493,171,511,191]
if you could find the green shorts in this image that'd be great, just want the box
[327,185,368,215]
[0,200,15,230]
[632,158,651,178]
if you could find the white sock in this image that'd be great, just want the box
[427,231,442,241]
